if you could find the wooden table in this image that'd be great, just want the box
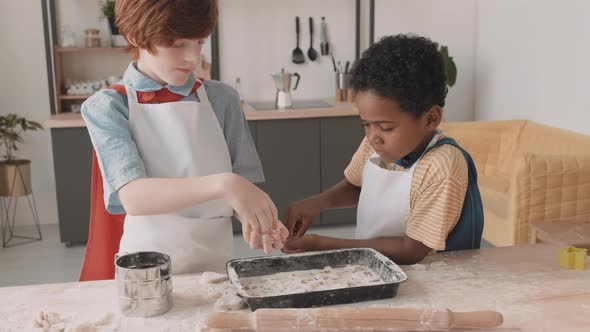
[529,220,590,249]
[0,244,588,331]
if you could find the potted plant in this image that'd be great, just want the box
[99,0,127,47]
[0,114,43,197]
[438,45,457,88]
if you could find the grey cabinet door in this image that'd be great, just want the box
[256,119,321,224]
[232,121,258,232]
[248,121,257,144]
[320,116,364,225]
[51,128,93,244]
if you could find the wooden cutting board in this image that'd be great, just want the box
[204,307,504,331]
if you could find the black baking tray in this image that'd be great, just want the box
[226,248,407,311]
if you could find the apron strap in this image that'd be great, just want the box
[124,85,140,107]
[414,130,442,163]
[194,77,211,106]
[368,130,442,170]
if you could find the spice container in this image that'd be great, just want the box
[84,29,101,48]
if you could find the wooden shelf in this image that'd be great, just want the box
[58,94,92,100]
[54,46,127,53]
[52,45,128,112]
[46,113,86,128]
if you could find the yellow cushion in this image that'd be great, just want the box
[518,121,590,156]
[480,189,509,220]
[482,207,515,247]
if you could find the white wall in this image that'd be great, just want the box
[475,0,590,135]
[218,0,357,102]
[0,1,58,225]
[374,0,477,121]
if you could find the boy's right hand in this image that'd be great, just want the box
[283,197,324,239]
[222,174,277,235]
[241,219,289,254]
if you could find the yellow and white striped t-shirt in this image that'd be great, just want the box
[344,136,468,250]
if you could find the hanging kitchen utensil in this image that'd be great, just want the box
[331,55,337,72]
[323,17,331,55]
[307,17,318,61]
[320,17,329,56]
[292,17,305,64]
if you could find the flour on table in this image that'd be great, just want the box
[198,272,246,310]
[199,272,232,299]
[410,263,427,271]
[429,261,448,269]
[239,265,384,297]
[64,312,119,332]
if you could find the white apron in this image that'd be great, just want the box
[356,132,440,239]
[118,80,234,274]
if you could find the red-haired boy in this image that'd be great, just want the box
[80,0,286,281]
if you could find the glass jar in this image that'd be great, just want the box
[84,29,101,48]
[59,24,76,47]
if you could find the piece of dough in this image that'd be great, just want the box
[90,313,115,326]
[200,272,229,284]
[65,322,96,332]
[34,311,44,327]
[49,322,66,332]
[33,311,64,332]
[214,288,247,311]
[200,272,231,299]
[45,312,62,326]
[201,281,228,299]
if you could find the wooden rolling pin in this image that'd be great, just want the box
[204,307,504,331]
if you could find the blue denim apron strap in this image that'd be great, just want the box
[429,137,485,251]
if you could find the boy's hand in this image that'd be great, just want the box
[242,219,289,254]
[223,174,277,235]
[283,197,325,239]
[282,234,323,254]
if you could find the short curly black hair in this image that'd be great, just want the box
[351,34,448,117]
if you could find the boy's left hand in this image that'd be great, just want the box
[282,234,323,254]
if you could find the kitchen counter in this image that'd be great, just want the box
[45,101,359,128]
[1,244,588,331]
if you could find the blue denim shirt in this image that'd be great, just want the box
[81,62,264,214]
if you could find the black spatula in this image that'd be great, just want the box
[307,17,318,61]
[292,16,305,64]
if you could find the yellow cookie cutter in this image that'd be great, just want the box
[558,246,587,270]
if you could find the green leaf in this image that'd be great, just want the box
[0,113,43,161]
[438,45,457,88]
[99,0,116,19]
